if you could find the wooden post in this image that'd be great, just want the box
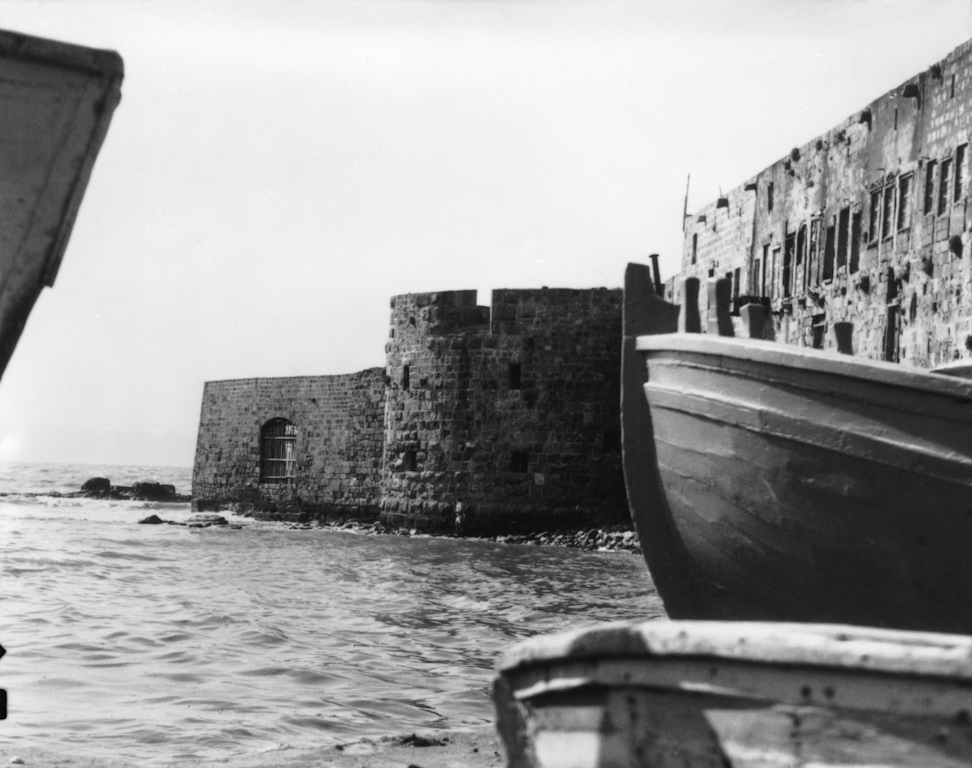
[740,303,766,340]
[649,254,664,297]
[707,278,735,337]
[678,277,701,333]
[834,321,854,355]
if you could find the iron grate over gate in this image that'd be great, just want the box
[260,418,296,484]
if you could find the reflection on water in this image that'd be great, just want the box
[0,463,663,764]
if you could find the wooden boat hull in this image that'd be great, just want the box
[621,264,972,634]
[494,620,972,768]
[0,31,123,379]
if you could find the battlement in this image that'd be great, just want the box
[389,290,489,338]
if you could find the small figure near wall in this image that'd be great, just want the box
[454,500,466,537]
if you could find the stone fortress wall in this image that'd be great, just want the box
[381,287,625,532]
[191,286,628,533]
[679,39,972,367]
[192,371,386,517]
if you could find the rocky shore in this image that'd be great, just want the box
[78,476,192,502]
[283,517,642,555]
[17,477,643,554]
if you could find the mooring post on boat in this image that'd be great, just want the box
[707,278,735,337]
[678,277,701,333]
[649,253,665,297]
[834,321,854,355]
[740,303,766,339]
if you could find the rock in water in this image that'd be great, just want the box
[138,514,164,525]
[187,514,228,527]
[131,482,176,501]
[80,477,110,495]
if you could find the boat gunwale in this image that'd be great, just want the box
[636,333,972,402]
[0,29,123,78]
[497,621,972,682]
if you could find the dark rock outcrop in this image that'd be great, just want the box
[137,513,234,529]
[81,477,111,496]
[131,482,177,501]
[187,514,227,527]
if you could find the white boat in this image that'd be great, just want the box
[495,619,972,767]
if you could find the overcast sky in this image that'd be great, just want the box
[1,0,970,468]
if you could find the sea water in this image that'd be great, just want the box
[0,462,663,765]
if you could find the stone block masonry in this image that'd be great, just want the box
[192,286,629,534]
[192,370,386,521]
[382,287,626,533]
[679,38,972,367]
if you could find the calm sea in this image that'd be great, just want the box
[0,462,663,765]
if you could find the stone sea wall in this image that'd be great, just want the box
[680,38,972,367]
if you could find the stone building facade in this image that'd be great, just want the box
[192,286,627,533]
[680,38,972,367]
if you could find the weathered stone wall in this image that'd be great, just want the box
[681,38,972,367]
[381,287,626,534]
[192,370,385,520]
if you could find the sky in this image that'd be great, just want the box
[0,0,970,468]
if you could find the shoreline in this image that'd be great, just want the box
[6,485,643,555]
[0,726,505,768]
[279,516,642,555]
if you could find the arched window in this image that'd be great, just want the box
[260,418,296,484]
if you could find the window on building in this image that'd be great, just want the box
[760,243,769,294]
[260,418,297,484]
[882,183,895,238]
[511,451,529,473]
[924,161,937,215]
[869,189,881,242]
[823,222,836,281]
[951,234,964,259]
[691,233,698,265]
[402,364,410,390]
[796,224,807,294]
[939,158,953,215]
[850,212,862,274]
[897,173,913,231]
[767,182,774,212]
[509,363,522,389]
[751,256,762,297]
[955,144,967,202]
[809,219,820,284]
[733,267,740,302]
[812,317,826,349]
[783,234,794,298]
[837,207,850,270]
[771,247,780,297]
[403,450,417,471]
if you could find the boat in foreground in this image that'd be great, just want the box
[0,30,123,380]
[494,619,972,767]
[621,262,972,634]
